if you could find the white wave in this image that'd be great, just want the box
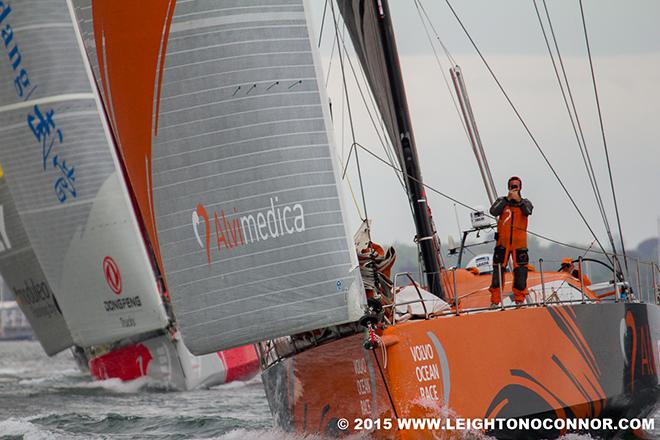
[209,375,263,390]
[76,376,155,393]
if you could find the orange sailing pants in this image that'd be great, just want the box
[489,245,529,304]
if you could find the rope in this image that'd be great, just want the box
[324,28,337,88]
[330,0,369,222]
[415,0,458,66]
[317,0,328,48]
[320,11,363,219]
[578,0,629,274]
[443,0,612,264]
[343,162,365,219]
[412,0,472,144]
[372,349,399,418]
[331,9,404,192]
[333,28,406,192]
[374,332,388,369]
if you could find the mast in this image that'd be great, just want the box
[374,0,445,299]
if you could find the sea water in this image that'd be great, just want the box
[0,341,279,439]
[0,341,656,439]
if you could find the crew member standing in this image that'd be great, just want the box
[489,176,533,306]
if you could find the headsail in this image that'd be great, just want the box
[0,0,168,346]
[0,166,73,355]
[71,0,364,354]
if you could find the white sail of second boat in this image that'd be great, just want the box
[0,0,168,347]
[0,165,73,355]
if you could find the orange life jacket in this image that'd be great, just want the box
[496,203,529,249]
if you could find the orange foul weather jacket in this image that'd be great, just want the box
[489,197,533,304]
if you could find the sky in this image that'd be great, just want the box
[309,0,660,255]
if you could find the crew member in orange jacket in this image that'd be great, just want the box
[558,258,592,286]
[489,176,533,306]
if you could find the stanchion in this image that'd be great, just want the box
[497,263,504,311]
[452,268,459,316]
[653,263,658,305]
[578,257,586,304]
[613,259,619,303]
[539,258,546,305]
[635,259,642,303]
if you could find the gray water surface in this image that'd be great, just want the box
[0,341,286,439]
[0,341,656,439]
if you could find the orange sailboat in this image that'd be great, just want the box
[64,0,659,437]
[258,1,659,438]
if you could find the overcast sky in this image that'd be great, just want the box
[309,0,660,254]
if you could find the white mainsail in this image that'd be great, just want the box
[0,0,168,346]
[71,0,364,354]
[0,166,73,355]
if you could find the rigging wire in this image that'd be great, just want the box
[442,0,612,264]
[340,34,347,165]
[333,26,407,191]
[415,0,458,66]
[578,0,629,273]
[533,0,619,261]
[539,2,613,238]
[320,8,364,219]
[413,0,472,144]
[317,0,328,48]
[324,26,337,88]
[354,141,624,259]
[343,166,366,220]
[354,54,393,161]
[329,0,369,222]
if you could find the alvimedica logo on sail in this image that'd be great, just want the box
[193,197,306,265]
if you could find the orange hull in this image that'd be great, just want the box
[262,301,659,438]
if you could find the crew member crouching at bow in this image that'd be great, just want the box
[489,176,533,307]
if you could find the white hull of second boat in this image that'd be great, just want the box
[88,332,259,390]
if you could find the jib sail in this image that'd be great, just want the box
[0,0,168,346]
[0,165,73,355]
[71,0,364,354]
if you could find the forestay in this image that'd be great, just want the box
[71,0,364,354]
[0,0,168,346]
[0,166,73,355]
